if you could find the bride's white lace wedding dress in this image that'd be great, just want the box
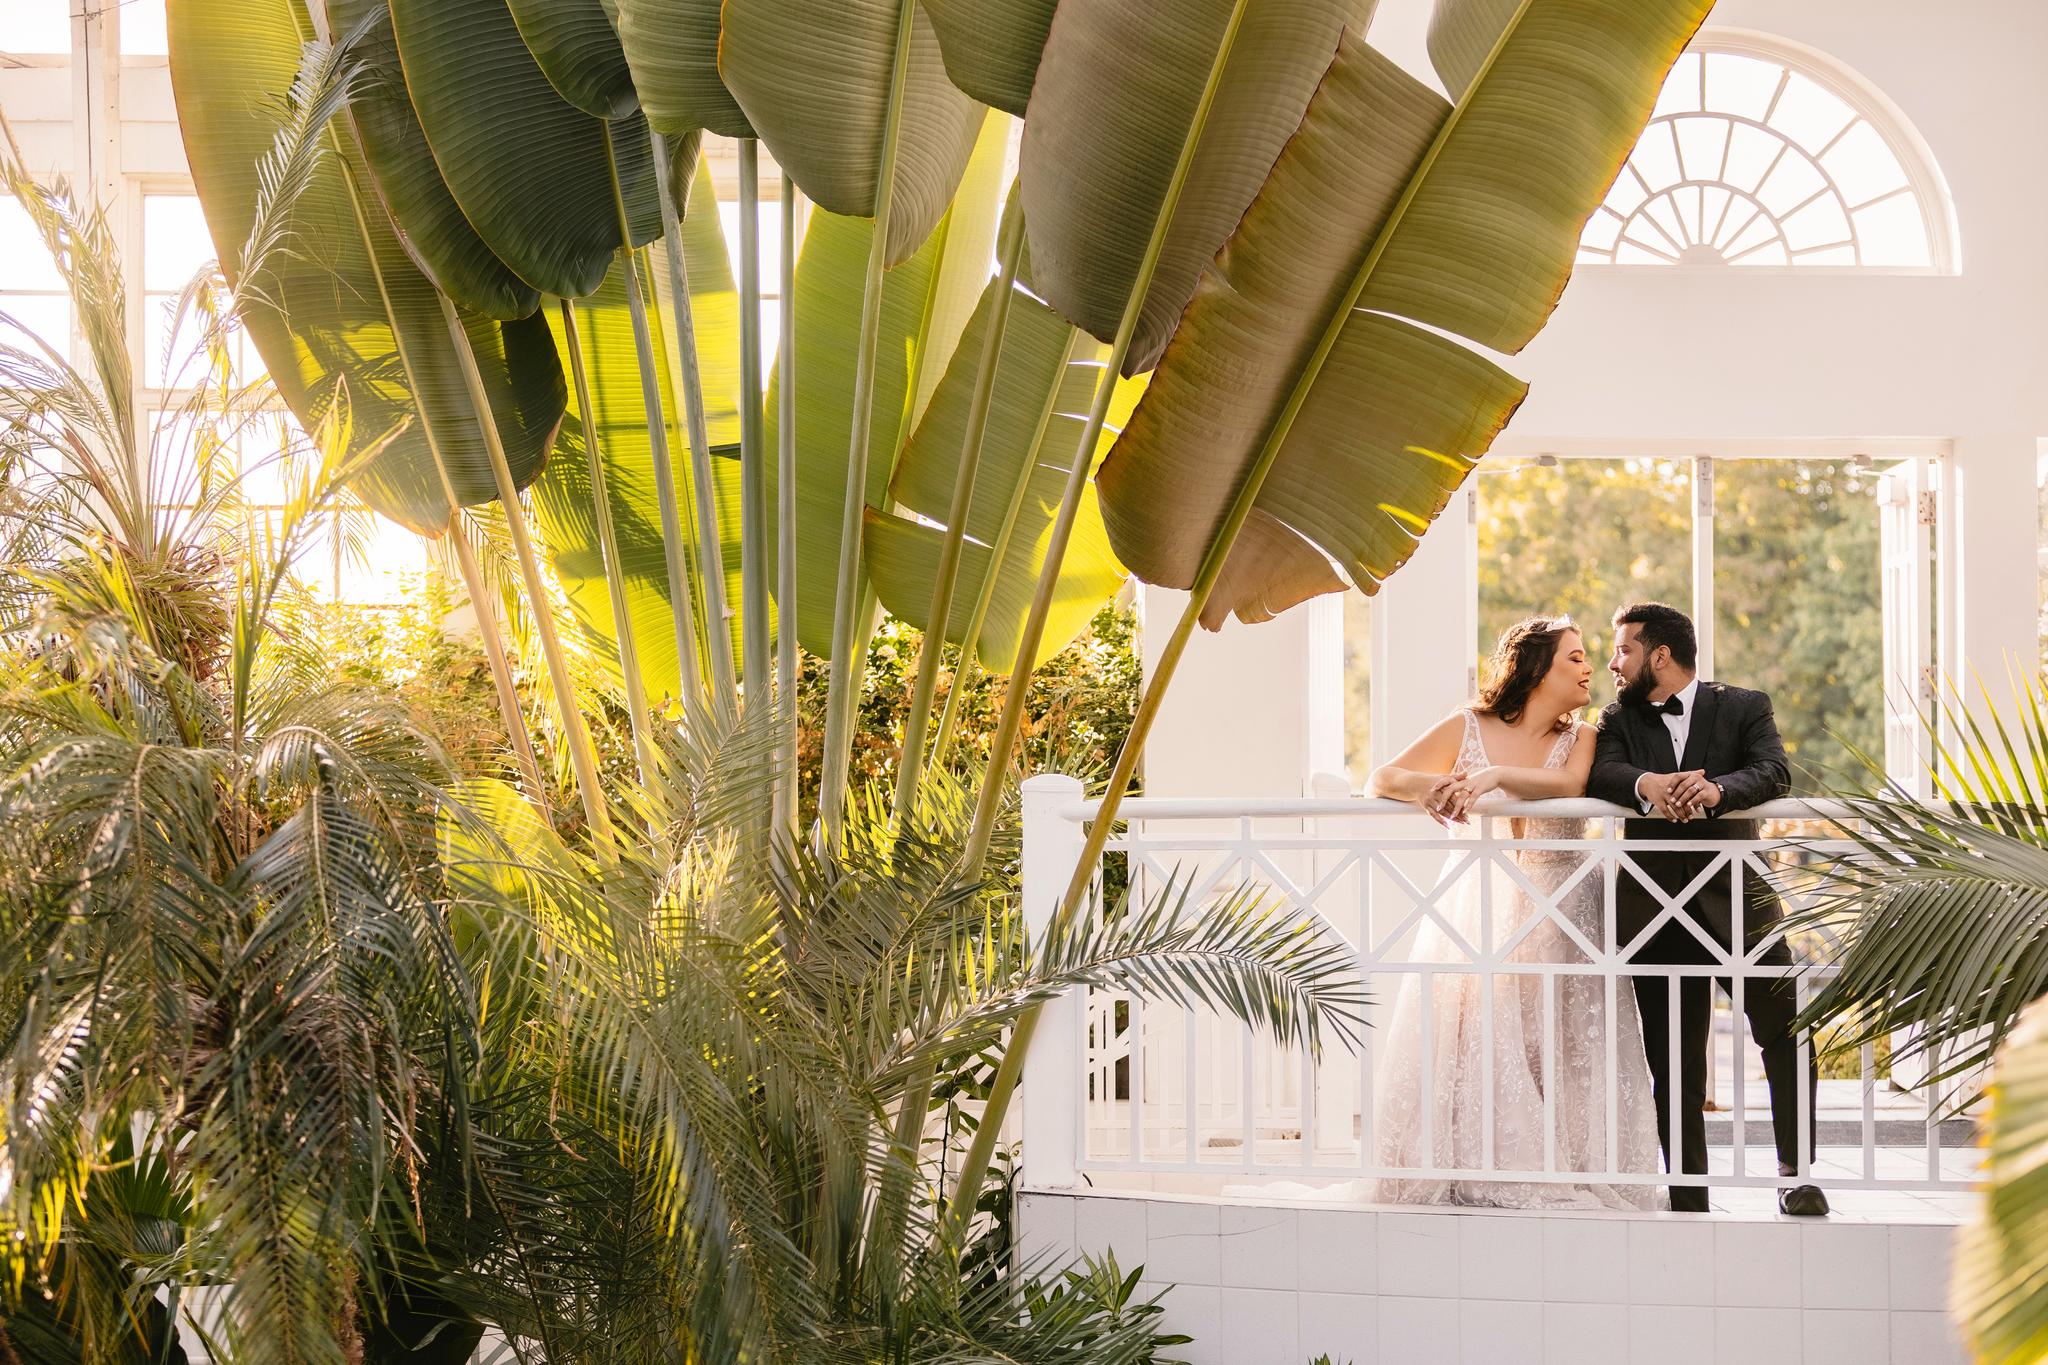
[1370,710,1665,1210]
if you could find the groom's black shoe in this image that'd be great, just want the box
[1778,1184,1830,1217]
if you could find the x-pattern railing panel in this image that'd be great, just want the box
[1053,793,1969,1194]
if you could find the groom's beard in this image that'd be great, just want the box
[1616,667,1656,708]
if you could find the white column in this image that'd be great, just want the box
[1371,498,1477,767]
[1952,434,2038,684]
[1139,584,1321,798]
[1019,773,1087,1190]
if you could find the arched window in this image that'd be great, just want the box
[1577,31,1958,272]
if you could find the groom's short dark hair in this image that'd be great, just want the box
[1613,601,1697,670]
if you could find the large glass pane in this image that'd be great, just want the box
[1,294,71,361]
[1714,459,1883,793]
[0,1,70,55]
[120,0,169,55]
[0,200,64,292]
[143,194,213,293]
[1475,457,1692,696]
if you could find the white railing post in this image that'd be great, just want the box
[1020,773,1089,1190]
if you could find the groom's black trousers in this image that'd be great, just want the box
[1629,917,1817,1213]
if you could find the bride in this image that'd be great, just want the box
[1364,617,1663,1210]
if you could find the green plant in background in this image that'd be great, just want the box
[0,162,1360,1361]
[1,0,1713,1355]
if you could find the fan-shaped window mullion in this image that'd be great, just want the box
[1577,31,1956,273]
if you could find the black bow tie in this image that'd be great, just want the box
[1653,695,1685,717]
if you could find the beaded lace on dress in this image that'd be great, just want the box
[1369,710,1666,1210]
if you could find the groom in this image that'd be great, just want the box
[1589,602,1826,1216]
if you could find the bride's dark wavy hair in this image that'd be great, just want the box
[1474,616,1581,732]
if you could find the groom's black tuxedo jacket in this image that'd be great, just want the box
[1588,682,1793,949]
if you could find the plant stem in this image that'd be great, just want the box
[929,329,1081,772]
[775,174,801,837]
[892,196,1027,823]
[438,295,616,857]
[650,130,739,706]
[944,0,1253,1239]
[959,0,1251,876]
[738,139,771,713]
[608,137,714,734]
[446,511,551,813]
[818,0,919,846]
[299,49,551,814]
[560,297,660,789]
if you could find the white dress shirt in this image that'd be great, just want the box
[1635,676,1701,812]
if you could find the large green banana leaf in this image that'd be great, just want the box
[168,0,563,535]
[718,0,986,266]
[534,156,743,706]
[1426,0,1523,98]
[1021,0,1372,377]
[864,282,1141,674]
[328,0,538,320]
[612,0,753,139]
[387,0,663,300]
[504,0,638,119]
[1962,1003,2048,1365]
[1095,3,1710,628]
[922,0,1055,117]
[763,117,1005,660]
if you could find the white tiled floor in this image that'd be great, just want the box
[1024,1189,1974,1365]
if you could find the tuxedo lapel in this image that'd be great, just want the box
[1680,681,1719,772]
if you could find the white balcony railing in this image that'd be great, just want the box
[1018,774,1975,1201]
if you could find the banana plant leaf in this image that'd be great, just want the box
[612,0,753,138]
[1961,1002,2048,1365]
[864,281,1141,674]
[505,0,639,119]
[534,156,744,707]
[763,115,1005,660]
[718,0,986,266]
[1426,0,1523,98]
[168,0,563,535]
[1096,2,1711,628]
[387,0,663,300]
[922,0,1055,117]
[1021,0,1372,377]
[329,0,538,320]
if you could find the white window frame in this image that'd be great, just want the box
[1440,437,1953,796]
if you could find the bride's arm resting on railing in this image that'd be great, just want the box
[1365,713,1467,819]
[1366,718,1596,824]
[1437,723,1595,821]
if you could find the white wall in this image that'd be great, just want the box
[1144,0,2048,798]
[1022,1189,1970,1365]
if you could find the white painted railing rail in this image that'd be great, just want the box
[1018,773,1972,1201]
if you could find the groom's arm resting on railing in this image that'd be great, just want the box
[1591,704,1693,820]
[1703,691,1793,816]
[1590,703,1653,809]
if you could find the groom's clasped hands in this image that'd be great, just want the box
[1638,768,1721,822]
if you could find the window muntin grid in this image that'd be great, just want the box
[1578,41,1951,271]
